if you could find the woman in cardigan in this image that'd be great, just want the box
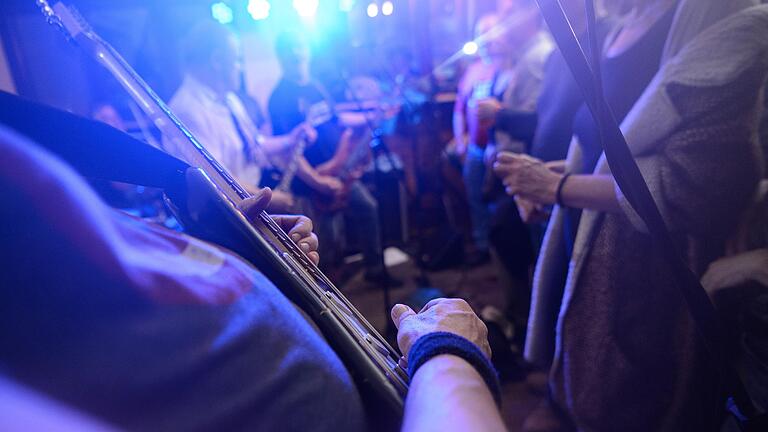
[495,1,767,430]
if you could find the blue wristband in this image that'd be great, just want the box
[408,332,501,405]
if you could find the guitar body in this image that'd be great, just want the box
[310,174,359,213]
[311,189,350,213]
[165,168,405,430]
[35,1,408,429]
[310,128,370,213]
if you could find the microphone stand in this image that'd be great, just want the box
[368,56,442,289]
[339,72,404,340]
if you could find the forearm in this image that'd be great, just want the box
[295,157,328,190]
[402,355,505,432]
[260,134,295,155]
[315,156,343,176]
[338,111,368,128]
[560,174,622,213]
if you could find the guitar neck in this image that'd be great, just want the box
[97,41,246,204]
[38,1,408,415]
[275,139,306,192]
[41,2,245,206]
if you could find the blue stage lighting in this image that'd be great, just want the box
[339,0,355,12]
[293,0,319,18]
[247,0,270,21]
[382,1,393,16]
[366,2,378,18]
[462,41,478,55]
[211,2,234,25]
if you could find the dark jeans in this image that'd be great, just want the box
[489,195,534,336]
[313,180,384,273]
[463,143,490,252]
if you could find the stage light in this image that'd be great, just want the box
[293,0,319,18]
[211,2,234,25]
[462,41,478,55]
[247,0,270,21]
[339,0,355,12]
[382,1,393,16]
[367,2,378,17]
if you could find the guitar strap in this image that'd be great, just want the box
[534,1,766,429]
[228,105,255,164]
[0,91,189,188]
[224,95,271,169]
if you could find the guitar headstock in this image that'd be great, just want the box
[36,0,97,44]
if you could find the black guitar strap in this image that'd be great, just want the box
[533,1,766,429]
[0,91,189,188]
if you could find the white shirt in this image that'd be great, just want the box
[165,75,268,188]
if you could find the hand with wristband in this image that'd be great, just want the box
[391,299,506,432]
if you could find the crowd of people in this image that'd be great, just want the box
[454,0,768,429]
[2,0,768,430]
[163,22,401,287]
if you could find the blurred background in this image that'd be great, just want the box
[0,0,540,422]
[0,0,500,113]
[0,0,498,261]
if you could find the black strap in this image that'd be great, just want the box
[226,102,255,164]
[534,0,762,427]
[0,91,188,188]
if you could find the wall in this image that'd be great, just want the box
[242,30,281,112]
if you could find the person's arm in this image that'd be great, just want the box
[559,174,622,213]
[453,108,468,157]
[337,111,369,129]
[544,159,566,173]
[315,128,356,176]
[260,134,295,155]
[402,355,505,432]
[391,299,506,432]
[260,123,317,156]
[493,152,621,213]
[295,156,342,196]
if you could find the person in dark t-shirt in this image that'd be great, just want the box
[270,76,341,176]
[268,31,400,286]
